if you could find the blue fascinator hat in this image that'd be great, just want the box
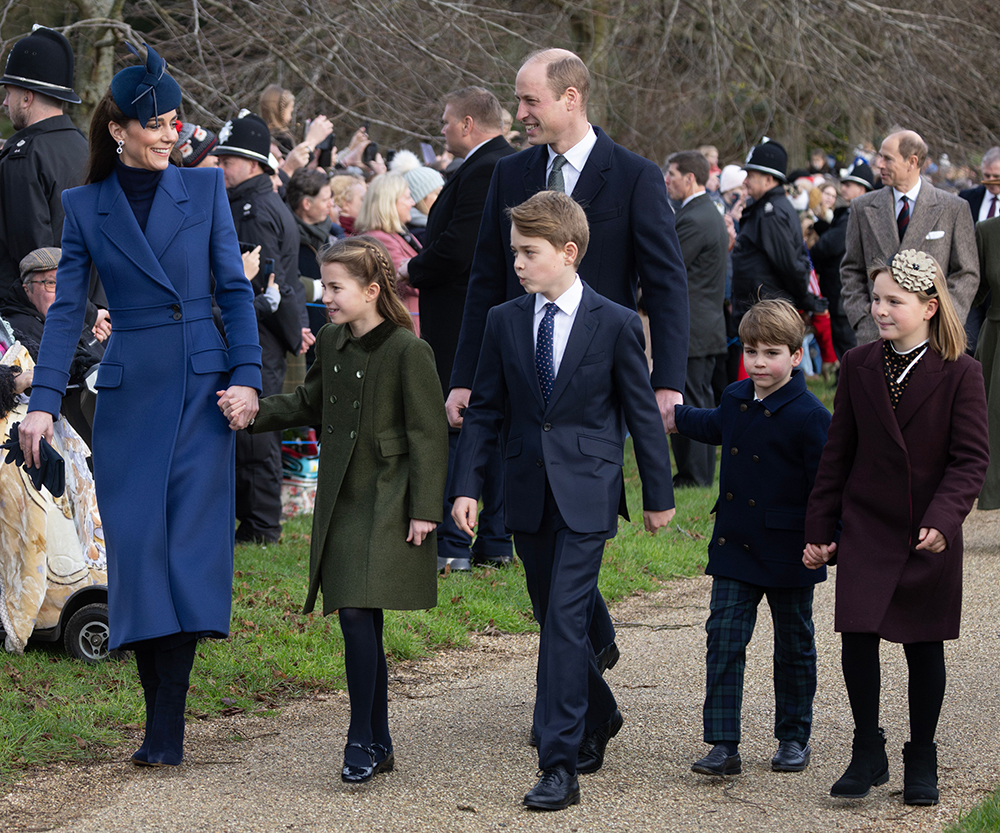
[110,42,182,125]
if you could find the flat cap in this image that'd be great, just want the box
[19,247,61,280]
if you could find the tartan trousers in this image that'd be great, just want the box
[703,576,816,745]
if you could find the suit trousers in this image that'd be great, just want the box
[235,325,286,543]
[438,429,512,561]
[514,482,616,774]
[703,576,815,745]
[671,355,718,486]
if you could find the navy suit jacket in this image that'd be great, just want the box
[675,369,830,587]
[451,283,674,536]
[450,127,689,392]
[959,184,987,220]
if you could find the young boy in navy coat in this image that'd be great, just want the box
[672,299,831,777]
[451,191,674,811]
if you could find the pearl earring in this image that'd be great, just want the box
[116,139,124,155]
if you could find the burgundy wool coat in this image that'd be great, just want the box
[805,339,988,642]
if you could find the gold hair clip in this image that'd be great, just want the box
[890,249,937,293]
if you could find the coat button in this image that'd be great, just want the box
[172,312,182,320]
[330,395,337,404]
[333,364,340,372]
[764,409,772,417]
[350,430,357,439]
[356,370,364,378]
[740,403,748,412]
[717,537,726,545]
[730,447,738,455]
[327,425,334,433]
[752,455,759,462]
[543,423,552,431]
[536,459,543,467]
[743,544,750,551]
[726,492,733,500]
[171,303,180,312]
[353,401,360,409]
[748,499,756,507]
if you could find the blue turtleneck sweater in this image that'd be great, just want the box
[116,160,164,232]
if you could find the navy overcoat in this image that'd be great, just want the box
[29,165,262,649]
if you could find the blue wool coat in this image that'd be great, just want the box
[675,369,830,588]
[29,165,262,649]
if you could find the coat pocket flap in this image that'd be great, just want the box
[190,348,230,375]
[505,436,523,458]
[180,211,207,230]
[765,510,806,531]
[578,435,623,464]
[587,206,622,224]
[578,351,605,367]
[379,436,409,457]
[94,362,123,389]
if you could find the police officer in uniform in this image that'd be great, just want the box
[0,27,88,308]
[731,139,821,323]
[215,112,307,544]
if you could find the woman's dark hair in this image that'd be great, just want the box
[86,89,130,184]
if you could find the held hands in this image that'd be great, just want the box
[216,385,259,431]
[916,527,947,553]
[17,410,53,470]
[451,496,478,537]
[803,542,836,569]
[643,507,675,534]
[407,519,436,547]
[299,328,316,355]
[445,388,471,428]
[655,388,683,434]
[92,309,112,342]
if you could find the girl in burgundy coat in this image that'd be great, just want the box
[804,250,988,806]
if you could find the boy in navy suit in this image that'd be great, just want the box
[451,191,674,810]
[672,299,831,777]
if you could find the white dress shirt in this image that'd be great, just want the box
[546,128,598,197]
[978,190,1000,224]
[893,179,922,219]
[533,276,584,377]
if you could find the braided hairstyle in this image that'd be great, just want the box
[318,236,414,333]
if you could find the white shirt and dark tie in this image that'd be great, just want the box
[533,276,583,401]
[545,128,598,196]
[978,190,1000,223]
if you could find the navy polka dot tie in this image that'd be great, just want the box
[536,302,558,403]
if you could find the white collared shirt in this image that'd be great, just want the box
[893,179,922,219]
[682,189,707,209]
[979,190,1000,223]
[533,276,584,377]
[546,127,598,197]
[462,137,493,164]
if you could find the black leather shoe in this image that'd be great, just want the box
[771,740,811,772]
[596,642,620,675]
[577,709,624,773]
[523,766,580,811]
[371,742,395,776]
[341,742,375,783]
[692,744,742,776]
[830,727,889,798]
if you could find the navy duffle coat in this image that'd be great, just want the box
[29,165,262,649]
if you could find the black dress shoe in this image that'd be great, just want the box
[771,740,811,772]
[371,742,395,776]
[596,642,620,675]
[692,744,742,776]
[341,742,375,783]
[523,766,580,811]
[577,709,624,773]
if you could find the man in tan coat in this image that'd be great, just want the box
[840,130,978,343]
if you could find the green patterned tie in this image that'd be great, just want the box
[547,155,568,192]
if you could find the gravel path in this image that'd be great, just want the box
[3,511,999,833]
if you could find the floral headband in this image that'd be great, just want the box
[889,249,937,294]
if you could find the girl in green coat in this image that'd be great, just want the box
[240,237,448,784]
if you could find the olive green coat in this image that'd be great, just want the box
[252,320,448,613]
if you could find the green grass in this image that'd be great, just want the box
[945,788,1000,833]
[0,435,721,785]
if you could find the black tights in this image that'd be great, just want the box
[841,632,945,745]
[339,608,391,763]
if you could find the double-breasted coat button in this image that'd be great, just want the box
[717,537,726,545]
[353,401,360,409]
[327,425,334,433]
[764,409,771,417]
[172,311,182,320]
[743,544,750,551]
[543,423,552,431]
[740,403,748,412]
[730,447,738,455]
[752,455,759,462]
[726,492,733,500]
[350,430,357,439]
[171,303,180,311]
[536,459,544,467]
[748,499,756,507]
[330,395,337,404]
[356,370,364,378]
[333,364,340,372]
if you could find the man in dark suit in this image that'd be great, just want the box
[665,150,728,488]
[840,130,978,344]
[452,192,674,809]
[447,48,689,668]
[401,87,515,572]
[958,146,1000,352]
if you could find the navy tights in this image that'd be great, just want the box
[339,608,391,767]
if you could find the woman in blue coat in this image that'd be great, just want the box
[18,45,262,766]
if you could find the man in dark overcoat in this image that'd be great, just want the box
[400,86,515,572]
[0,27,88,308]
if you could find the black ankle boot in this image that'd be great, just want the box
[132,649,159,765]
[145,638,196,766]
[903,742,939,805]
[830,727,889,798]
